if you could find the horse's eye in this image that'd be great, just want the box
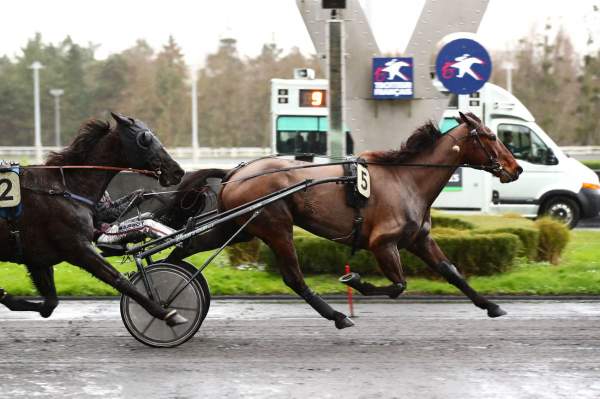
[138,131,153,148]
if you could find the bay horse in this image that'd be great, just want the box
[0,113,188,326]
[200,112,519,328]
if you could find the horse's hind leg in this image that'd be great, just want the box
[340,243,407,299]
[68,243,188,326]
[28,266,59,318]
[408,234,506,318]
[262,230,354,329]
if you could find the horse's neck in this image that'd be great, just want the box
[406,135,463,208]
[63,135,122,203]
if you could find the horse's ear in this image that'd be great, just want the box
[459,111,476,128]
[110,112,133,127]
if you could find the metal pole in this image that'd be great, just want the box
[327,10,346,159]
[191,67,199,163]
[30,61,43,163]
[50,89,64,147]
[502,61,514,93]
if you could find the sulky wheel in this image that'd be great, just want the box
[120,263,209,348]
[157,259,211,322]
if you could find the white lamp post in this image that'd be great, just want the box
[30,61,44,163]
[501,61,515,93]
[190,66,199,162]
[49,89,64,147]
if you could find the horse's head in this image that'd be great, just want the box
[456,112,522,183]
[111,112,184,186]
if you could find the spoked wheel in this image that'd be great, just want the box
[120,263,208,348]
[158,259,211,322]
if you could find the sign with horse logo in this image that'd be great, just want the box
[0,168,21,208]
[372,57,414,99]
[435,38,492,94]
[356,164,370,198]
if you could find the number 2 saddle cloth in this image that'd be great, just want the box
[0,162,22,221]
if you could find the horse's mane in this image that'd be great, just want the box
[369,121,443,164]
[45,119,112,165]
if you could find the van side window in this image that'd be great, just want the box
[497,124,553,165]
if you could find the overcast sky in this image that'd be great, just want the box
[0,0,598,65]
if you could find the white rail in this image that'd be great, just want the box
[0,146,272,159]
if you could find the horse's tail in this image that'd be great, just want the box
[155,168,229,229]
[160,167,256,262]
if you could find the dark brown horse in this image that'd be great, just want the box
[213,112,522,328]
[0,113,188,326]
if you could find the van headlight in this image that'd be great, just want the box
[582,182,600,190]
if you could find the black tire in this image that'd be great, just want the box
[158,259,211,322]
[540,196,580,229]
[120,263,208,348]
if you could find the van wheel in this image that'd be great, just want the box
[540,196,580,228]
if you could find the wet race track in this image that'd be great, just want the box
[1,300,599,398]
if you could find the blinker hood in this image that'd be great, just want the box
[111,112,161,170]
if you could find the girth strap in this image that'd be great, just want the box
[7,219,23,263]
[342,157,369,256]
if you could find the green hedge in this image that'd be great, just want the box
[431,214,475,230]
[535,217,570,264]
[581,160,600,170]
[474,227,539,259]
[259,229,519,277]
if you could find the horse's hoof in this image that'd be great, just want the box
[39,307,54,318]
[339,272,361,285]
[388,282,406,299]
[487,305,507,318]
[335,317,355,329]
[165,311,188,326]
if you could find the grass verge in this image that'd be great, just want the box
[1,229,599,296]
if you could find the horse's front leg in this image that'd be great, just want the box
[340,243,407,299]
[1,266,59,318]
[68,242,188,326]
[0,286,47,313]
[408,233,506,317]
[28,265,59,318]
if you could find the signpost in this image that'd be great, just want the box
[372,57,414,100]
[435,37,492,95]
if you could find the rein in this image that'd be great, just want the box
[23,165,159,178]
[220,158,498,186]
[20,165,159,209]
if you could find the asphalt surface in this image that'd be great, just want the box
[577,214,600,228]
[1,300,600,399]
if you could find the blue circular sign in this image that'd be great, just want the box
[435,38,492,94]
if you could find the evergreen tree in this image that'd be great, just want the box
[155,36,190,146]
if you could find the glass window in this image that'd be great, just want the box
[276,131,327,155]
[497,124,553,165]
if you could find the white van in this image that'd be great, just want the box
[433,82,600,227]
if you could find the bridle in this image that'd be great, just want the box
[20,122,166,209]
[446,125,512,179]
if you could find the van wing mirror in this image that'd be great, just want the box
[546,149,558,165]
